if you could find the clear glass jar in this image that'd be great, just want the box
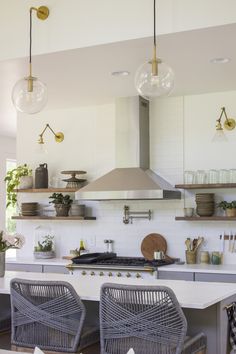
[229,169,236,183]
[219,169,229,183]
[184,170,195,184]
[195,170,206,184]
[34,226,55,259]
[208,169,219,184]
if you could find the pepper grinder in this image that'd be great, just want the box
[104,239,109,253]
[108,240,114,253]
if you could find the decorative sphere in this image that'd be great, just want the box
[12,77,48,114]
[135,60,174,100]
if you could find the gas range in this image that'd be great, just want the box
[66,253,174,279]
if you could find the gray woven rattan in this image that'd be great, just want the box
[100,283,206,354]
[10,278,99,352]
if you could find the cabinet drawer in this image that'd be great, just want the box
[43,265,69,274]
[195,272,236,283]
[6,263,42,272]
[157,270,194,281]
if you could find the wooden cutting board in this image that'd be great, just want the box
[141,233,167,260]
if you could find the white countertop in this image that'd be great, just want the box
[2,271,236,309]
[6,257,68,266]
[160,263,236,274]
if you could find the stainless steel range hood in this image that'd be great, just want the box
[76,96,181,200]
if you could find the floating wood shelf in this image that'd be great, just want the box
[12,216,96,221]
[14,188,78,193]
[175,216,236,221]
[175,183,236,189]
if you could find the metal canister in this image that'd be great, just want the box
[35,163,48,188]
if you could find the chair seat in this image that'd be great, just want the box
[78,324,100,351]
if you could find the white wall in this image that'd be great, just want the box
[16,91,236,264]
[2,0,236,61]
[0,135,16,230]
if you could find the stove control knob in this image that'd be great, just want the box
[126,272,131,278]
[90,271,95,276]
[136,273,141,278]
[108,272,113,277]
[81,271,87,276]
[99,271,104,276]
[117,272,122,277]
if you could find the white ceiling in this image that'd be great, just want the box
[1,23,236,137]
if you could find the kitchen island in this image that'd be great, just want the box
[0,271,235,354]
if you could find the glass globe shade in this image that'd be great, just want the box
[212,129,227,142]
[135,60,174,100]
[12,76,48,114]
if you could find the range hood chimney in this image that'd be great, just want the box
[76,96,181,200]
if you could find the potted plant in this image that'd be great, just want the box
[34,235,55,259]
[217,201,236,217]
[49,193,73,217]
[4,164,33,208]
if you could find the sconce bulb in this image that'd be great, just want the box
[12,76,47,114]
[135,59,174,100]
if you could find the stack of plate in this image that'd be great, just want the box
[195,193,215,216]
[21,203,38,216]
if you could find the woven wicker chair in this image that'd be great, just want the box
[10,278,99,353]
[100,283,206,354]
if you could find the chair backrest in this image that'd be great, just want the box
[100,283,187,354]
[10,278,86,353]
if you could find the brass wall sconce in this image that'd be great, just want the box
[38,124,64,144]
[213,107,236,142]
[12,6,50,114]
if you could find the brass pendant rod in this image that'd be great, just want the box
[152,0,158,76]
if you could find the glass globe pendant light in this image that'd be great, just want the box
[12,6,49,114]
[135,0,174,100]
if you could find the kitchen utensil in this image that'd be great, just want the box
[141,233,167,260]
[185,238,191,251]
[195,237,204,251]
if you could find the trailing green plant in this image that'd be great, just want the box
[217,201,236,210]
[4,164,32,208]
[34,235,54,252]
[49,193,73,205]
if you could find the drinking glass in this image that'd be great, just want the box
[195,170,206,184]
[219,169,229,183]
[208,169,219,184]
[184,170,195,184]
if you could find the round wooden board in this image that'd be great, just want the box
[141,233,167,260]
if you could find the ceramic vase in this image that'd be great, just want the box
[0,252,5,277]
[19,176,33,189]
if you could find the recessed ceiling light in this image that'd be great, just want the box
[111,70,130,77]
[210,57,230,64]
